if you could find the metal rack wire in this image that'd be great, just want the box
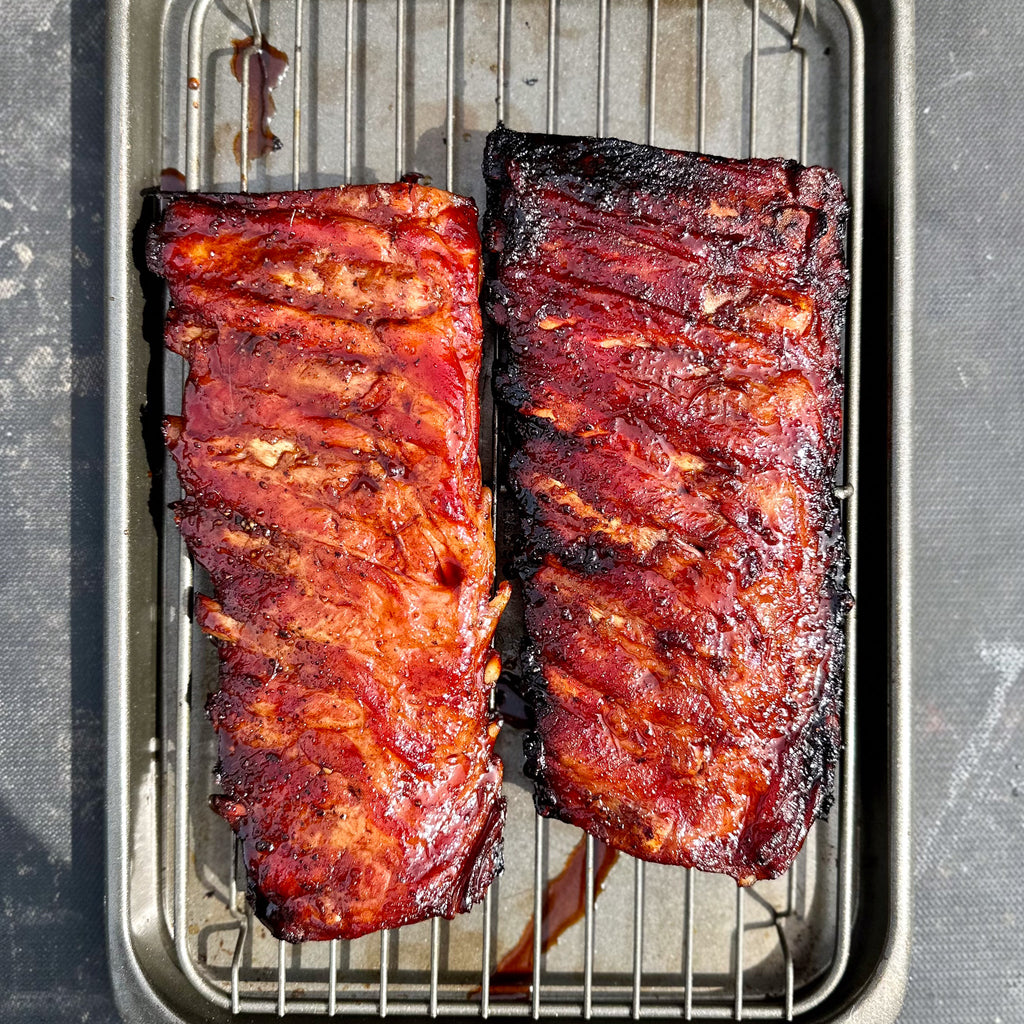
[161,0,864,1017]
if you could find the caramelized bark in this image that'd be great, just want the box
[149,184,509,941]
[484,127,848,884]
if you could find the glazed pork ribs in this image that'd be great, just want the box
[484,126,850,884]
[148,184,510,941]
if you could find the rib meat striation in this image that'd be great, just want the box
[149,184,509,941]
[484,126,850,883]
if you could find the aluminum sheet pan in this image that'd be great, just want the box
[104,1,914,1020]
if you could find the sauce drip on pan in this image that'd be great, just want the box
[485,834,619,996]
[159,167,187,191]
[230,35,288,163]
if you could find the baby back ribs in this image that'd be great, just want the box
[149,183,510,941]
[484,126,849,884]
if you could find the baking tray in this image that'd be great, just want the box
[104,0,914,1020]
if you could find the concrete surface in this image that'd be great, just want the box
[0,0,1020,1020]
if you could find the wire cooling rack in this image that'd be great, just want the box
[154,0,863,1016]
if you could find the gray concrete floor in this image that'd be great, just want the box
[0,1,1020,1020]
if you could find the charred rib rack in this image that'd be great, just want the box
[149,184,509,941]
[484,126,849,884]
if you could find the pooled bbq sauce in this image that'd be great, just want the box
[230,35,288,164]
[486,834,619,996]
[159,167,187,191]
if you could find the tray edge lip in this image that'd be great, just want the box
[852,0,915,1017]
[104,0,184,1020]
[831,0,915,1016]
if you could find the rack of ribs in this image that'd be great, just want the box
[148,183,509,941]
[484,126,850,884]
